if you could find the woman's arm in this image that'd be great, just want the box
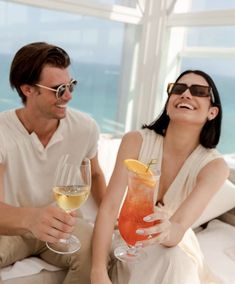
[168,158,229,239]
[91,132,142,283]
[137,157,229,247]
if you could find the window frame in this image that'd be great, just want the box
[9,0,143,24]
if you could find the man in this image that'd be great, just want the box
[0,42,106,284]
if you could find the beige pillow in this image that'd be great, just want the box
[224,154,235,184]
[193,179,235,228]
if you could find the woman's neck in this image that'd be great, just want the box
[164,122,201,157]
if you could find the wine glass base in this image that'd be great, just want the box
[46,235,81,254]
[114,245,147,263]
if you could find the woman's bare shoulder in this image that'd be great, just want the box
[198,157,229,184]
[118,131,143,159]
[122,131,142,143]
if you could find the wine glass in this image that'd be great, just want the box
[114,163,160,263]
[46,155,91,254]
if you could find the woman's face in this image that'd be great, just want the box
[166,73,218,126]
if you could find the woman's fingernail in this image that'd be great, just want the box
[143,216,152,222]
[136,229,144,235]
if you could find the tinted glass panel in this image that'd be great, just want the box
[174,0,235,13]
[186,26,235,48]
[0,1,138,134]
[181,57,235,154]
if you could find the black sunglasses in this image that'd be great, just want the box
[35,79,77,99]
[167,83,215,103]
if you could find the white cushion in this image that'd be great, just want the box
[193,179,235,228]
[98,135,121,183]
[0,257,64,282]
[224,153,235,184]
[80,135,121,223]
[196,219,235,284]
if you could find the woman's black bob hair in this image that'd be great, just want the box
[143,70,222,148]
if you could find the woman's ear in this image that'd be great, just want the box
[208,106,219,121]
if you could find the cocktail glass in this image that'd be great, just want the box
[114,164,160,262]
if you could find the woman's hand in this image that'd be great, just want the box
[136,207,186,247]
[136,210,171,245]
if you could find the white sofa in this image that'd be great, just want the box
[1,136,235,283]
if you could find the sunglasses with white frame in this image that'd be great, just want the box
[35,79,77,99]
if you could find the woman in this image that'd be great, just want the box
[91,70,229,284]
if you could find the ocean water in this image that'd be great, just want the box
[0,55,234,154]
[0,55,123,134]
[0,0,233,154]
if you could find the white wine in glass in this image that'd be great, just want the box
[46,155,91,254]
[53,185,90,212]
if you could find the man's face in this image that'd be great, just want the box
[31,65,74,120]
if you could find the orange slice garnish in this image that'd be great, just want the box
[124,159,152,175]
[124,159,157,187]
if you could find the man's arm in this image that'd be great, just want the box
[0,202,29,235]
[90,154,106,206]
[0,164,76,241]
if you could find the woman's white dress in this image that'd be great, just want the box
[110,129,223,284]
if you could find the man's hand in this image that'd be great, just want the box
[27,205,77,243]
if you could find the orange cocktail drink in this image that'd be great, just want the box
[118,163,160,247]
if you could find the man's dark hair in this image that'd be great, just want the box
[9,42,71,104]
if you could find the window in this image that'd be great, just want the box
[164,1,235,153]
[0,0,234,154]
[0,0,141,134]
[174,0,235,13]
[181,57,235,154]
